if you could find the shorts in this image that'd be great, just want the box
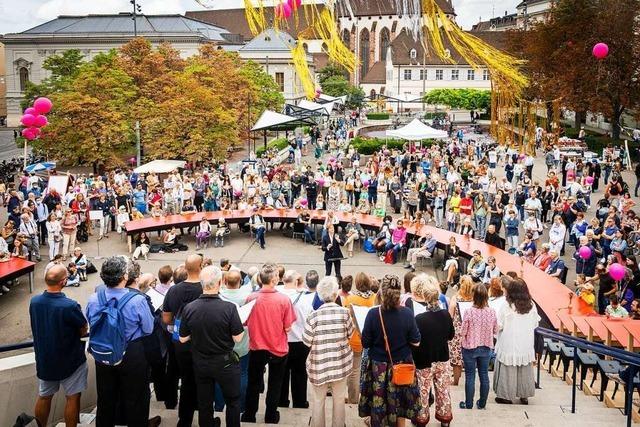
[38,362,88,397]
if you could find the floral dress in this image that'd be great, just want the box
[448,298,467,367]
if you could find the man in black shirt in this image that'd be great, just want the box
[484,224,503,249]
[180,266,244,427]
[162,254,204,427]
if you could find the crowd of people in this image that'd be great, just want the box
[30,253,542,427]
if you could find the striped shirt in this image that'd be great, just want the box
[302,302,354,386]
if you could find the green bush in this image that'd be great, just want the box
[256,138,288,158]
[366,112,390,120]
[424,112,447,120]
[351,136,438,155]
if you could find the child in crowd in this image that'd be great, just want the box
[66,262,80,287]
[577,281,596,310]
[504,210,520,252]
[446,207,457,232]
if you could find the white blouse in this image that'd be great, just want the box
[495,303,540,366]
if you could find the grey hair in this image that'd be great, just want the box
[282,270,298,284]
[100,255,129,288]
[317,276,339,303]
[200,266,223,291]
[259,263,279,286]
[305,270,320,290]
[246,266,259,278]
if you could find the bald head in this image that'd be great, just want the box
[225,270,242,289]
[45,264,68,289]
[137,273,155,293]
[185,254,203,279]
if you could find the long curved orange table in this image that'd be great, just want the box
[0,257,36,293]
[124,209,639,346]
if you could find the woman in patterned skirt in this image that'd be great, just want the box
[447,275,475,385]
[359,274,422,427]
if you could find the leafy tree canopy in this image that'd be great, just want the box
[423,89,491,111]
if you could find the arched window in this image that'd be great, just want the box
[359,28,370,81]
[19,67,29,92]
[341,29,350,48]
[379,28,390,61]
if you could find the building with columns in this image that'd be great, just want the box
[1,13,246,127]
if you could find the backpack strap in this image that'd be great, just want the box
[117,290,138,311]
[378,306,394,365]
[97,288,107,306]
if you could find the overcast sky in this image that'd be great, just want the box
[0,0,521,34]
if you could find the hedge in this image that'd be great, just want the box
[424,112,447,120]
[256,138,288,158]
[366,112,390,120]
[351,136,438,155]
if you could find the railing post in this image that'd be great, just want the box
[625,365,637,427]
[571,346,578,414]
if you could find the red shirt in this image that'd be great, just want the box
[246,287,296,356]
[460,197,473,216]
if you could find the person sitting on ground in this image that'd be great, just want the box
[133,232,151,261]
[72,247,88,281]
[66,262,80,287]
[161,227,180,252]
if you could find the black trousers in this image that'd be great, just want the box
[325,259,341,279]
[174,342,198,427]
[155,330,179,409]
[194,354,241,427]
[244,350,288,420]
[279,342,310,408]
[95,340,150,427]
[38,220,47,245]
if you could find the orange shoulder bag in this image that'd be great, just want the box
[379,307,416,386]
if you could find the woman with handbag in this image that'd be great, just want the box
[360,274,421,427]
[46,212,62,260]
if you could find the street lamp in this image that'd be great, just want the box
[130,0,142,37]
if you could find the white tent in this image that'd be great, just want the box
[251,110,308,131]
[134,160,186,174]
[318,94,345,105]
[298,99,334,115]
[386,118,449,140]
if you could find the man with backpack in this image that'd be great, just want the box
[162,254,204,427]
[85,255,155,427]
[30,264,88,427]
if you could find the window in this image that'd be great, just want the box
[467,69,475,80]
[404,69,412,80]
[420,69,426,80]
[483,69,490,81]
[275,72,284,92]
[19,67,29,92]
[359,29,370,80]
[435,69,443,80]
[451,69,459,80]
[380,28,390,61]
[409,49,417,59]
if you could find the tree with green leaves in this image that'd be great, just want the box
[423,89,491,111]
[21,49,84,110]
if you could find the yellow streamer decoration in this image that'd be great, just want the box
[292,37,317,99]
[242,0,267,37]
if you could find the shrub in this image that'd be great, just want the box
[424,112,447,120]
[351,136,438,155]
[366,112,390,120]
[256,137,289,158]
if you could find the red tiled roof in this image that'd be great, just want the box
[361,61,386,84]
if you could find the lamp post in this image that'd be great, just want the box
[130,0,142,36]
[135,120,141,166]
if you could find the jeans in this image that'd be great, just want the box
[304,227,315,243]
[195,354,241,427]
[435,207,444,228]
[475,215,487,240]
[255,227,265,248]
[462,346,491,409]
[243,350,288,421]
[507,235,519,250]
[214,354,249,413]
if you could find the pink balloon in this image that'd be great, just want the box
[363,179,370,187]
[609,263,626,281]
[287,0,302,10]
[20,114,36,127]
[275,2,292,19]
[33,97,53,114]
[316,178,325,187]
[578,246,592,260]
[34,115,48,128]
[300,198,308,206]
[21,128,36,141]
[24,107,37,116]
[592,43,609,59]
[585,176,594,185]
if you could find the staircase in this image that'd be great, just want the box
[59,367,629,427]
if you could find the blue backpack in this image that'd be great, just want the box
[88,289,137,365]
[363,238,376,253]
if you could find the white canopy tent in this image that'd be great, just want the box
[134,160,186,174]
[386,118,449,140]
[317,94,345,105]
[297,99,334,115]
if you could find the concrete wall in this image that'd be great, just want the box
[0,352,96,427]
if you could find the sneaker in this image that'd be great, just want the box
[1,285,9,293]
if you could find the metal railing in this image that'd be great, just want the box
[536,327,640,427]
[0,340,34,353]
